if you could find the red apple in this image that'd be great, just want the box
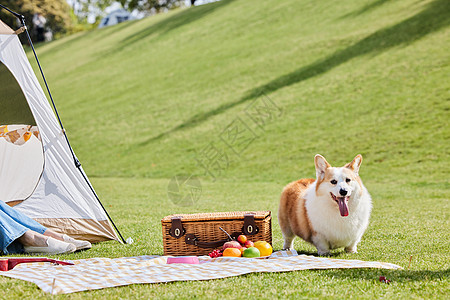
[244,240,254,248]
[223,241,242,250]
[237,235,247,245]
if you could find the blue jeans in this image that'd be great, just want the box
[0,201,47,254]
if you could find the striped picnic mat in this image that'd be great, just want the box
[0,250,402,295]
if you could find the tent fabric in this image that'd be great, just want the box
[0,132,43,201]
[0,20,120,242]
[0,19,13,35]
[0,125,44,206]
[34,218,118,242]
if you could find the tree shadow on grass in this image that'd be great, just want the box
[122,0,235,46]
[98,0,235,61]
[138,0,449,146]
[339,0,392,19]
[240,0,449,102]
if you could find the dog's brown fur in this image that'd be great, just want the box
[278,178,315,244]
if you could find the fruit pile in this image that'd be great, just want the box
[208,249,222,258]
[208,235,273,258]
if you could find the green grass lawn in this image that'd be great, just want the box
[1,0,449,298]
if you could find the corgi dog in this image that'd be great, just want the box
[278,154,372,255]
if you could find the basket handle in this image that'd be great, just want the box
[185,232,241,248]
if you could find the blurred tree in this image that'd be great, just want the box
[72,0,183,18]
[118,0,183,12]
[0,0,72,42]
[70,0,115,23]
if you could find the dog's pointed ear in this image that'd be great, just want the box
[315,154,330,180]
[345,154,363,175]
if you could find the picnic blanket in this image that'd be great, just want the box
[0,250,402,295]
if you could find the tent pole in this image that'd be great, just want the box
[0,5,127,244]
[0,4,22,19]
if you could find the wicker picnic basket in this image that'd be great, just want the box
[161,211,272,256]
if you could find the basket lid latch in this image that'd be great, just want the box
[242,213,259,235]
[169,217,185,239]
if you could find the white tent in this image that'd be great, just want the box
[0,17,122,243]
[98,9,133,28]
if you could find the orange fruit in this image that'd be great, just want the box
[254,241,273,256]
[223,247,242,257]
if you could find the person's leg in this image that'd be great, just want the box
[16,230,76,254]
[37,27,44,42]
[0,202,75,254]
[18,226,92,252]
[43,229,63,240]
[0,202,32,254]
[43,229,92,251]
[1,201,90,252]
[17,230,48,247]
[0,201,46,235]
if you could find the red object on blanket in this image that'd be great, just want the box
[0,258,74,271]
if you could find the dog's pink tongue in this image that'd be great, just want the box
[338,197,349,217]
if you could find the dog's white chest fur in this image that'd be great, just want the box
[305,182,371,250]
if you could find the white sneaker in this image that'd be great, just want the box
[24,237,76,254]
[63,234,92,251]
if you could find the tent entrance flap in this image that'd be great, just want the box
[0,62,36,125]
[0,61,44,203]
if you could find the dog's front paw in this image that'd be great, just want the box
[317,250,331,256]
[282,247,294,251]
[345,246,358,253]
[312,235,331,256]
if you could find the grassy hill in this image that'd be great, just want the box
[30,1,450,182]
[34,0,448,184]
[2,0,449,297]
